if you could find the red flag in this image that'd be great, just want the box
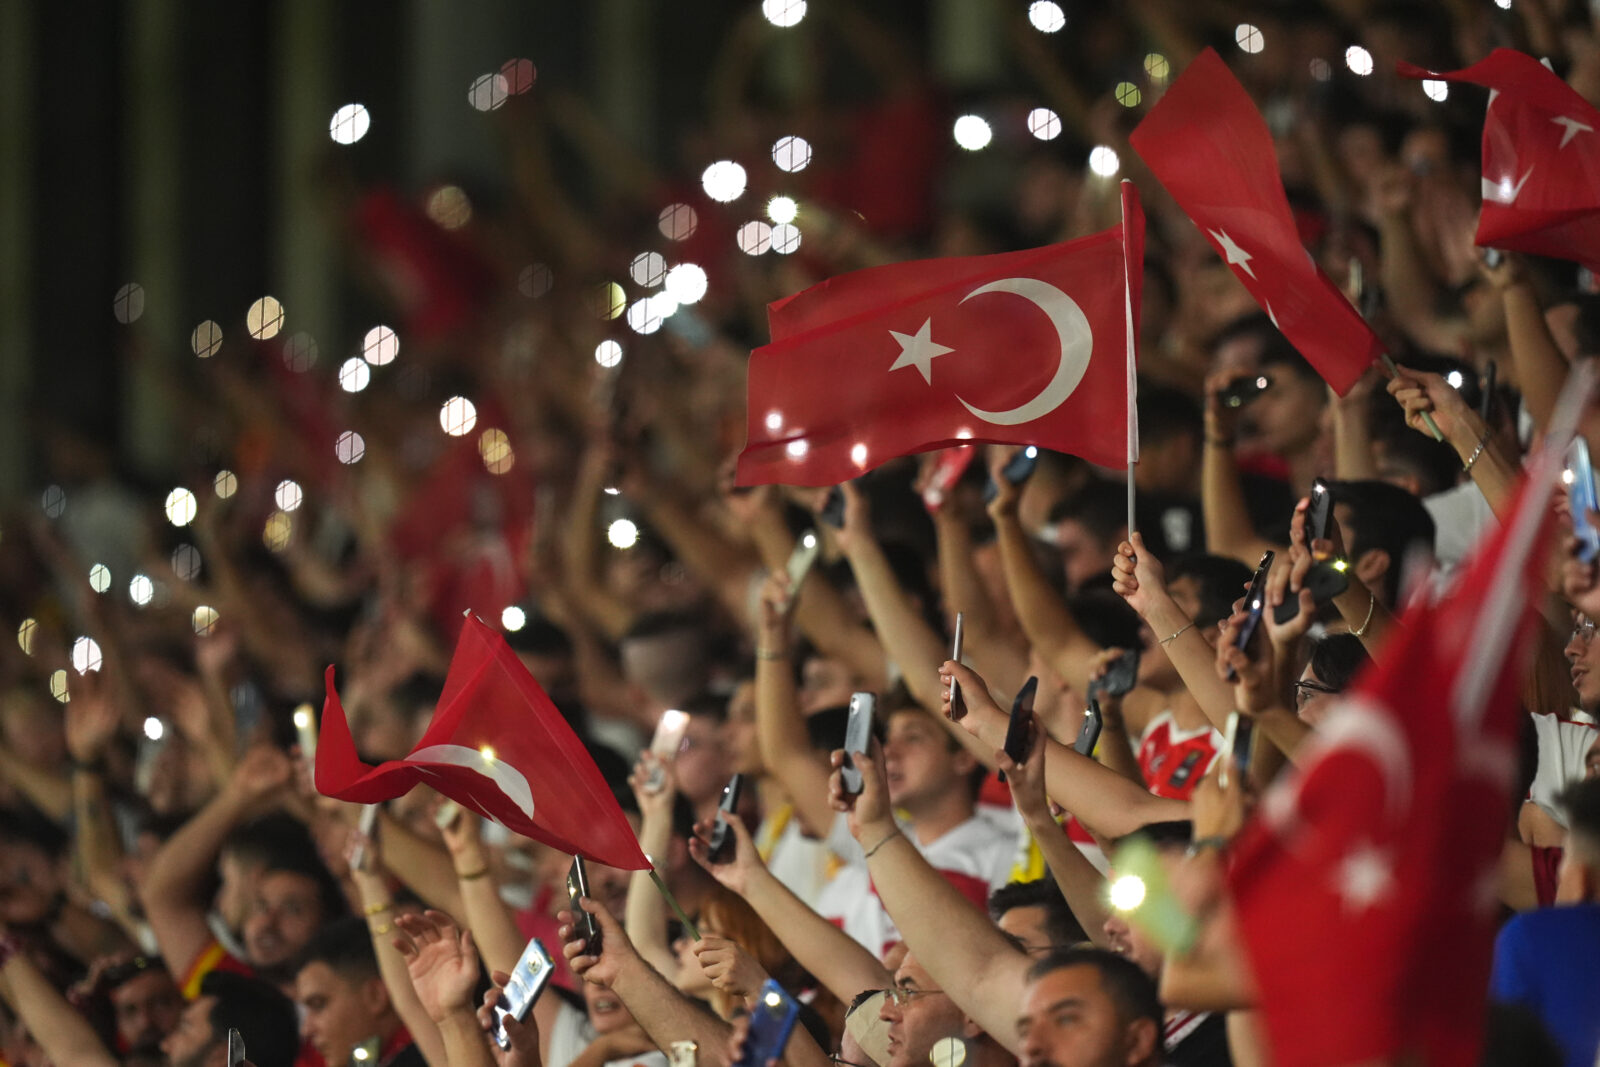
[735,186,1143,486]
[1398,49,1600,270]
[1128,48,1381,395]
[1224,368,1591,1065]
[315,615,647,871]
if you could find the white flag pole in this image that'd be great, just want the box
[1121,179,1141,538]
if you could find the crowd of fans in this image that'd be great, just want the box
[6,0,1600,1065]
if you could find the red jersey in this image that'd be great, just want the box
[1136,711,1221,800]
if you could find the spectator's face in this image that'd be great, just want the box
[1295,663,1339,728]
[160,995,221,1067]
[215,851,265,931]
[878,955,968,1067]
[1565,614,1600,712]
[997,905,1059,959]
[1017,965,1150,1067]
[722,683,761,776]
[1100,913,1162,979]
[883,711,970,812]
[0,839,62,925]
[676,715,730,808]
[1054,521,1116,595]
[110,970,184,1053]
[582,975,637,1034]
[243,871,323,968]
[1246,370,1325,456]
[296,962,385,1066]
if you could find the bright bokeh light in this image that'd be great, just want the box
[144,717,164,741]
[1423,79,1449,102]
[1028,0,1066,33]
[479,428,514,474]
[953,115,992,151]
[737,221,773,255]
[772,135,812,172]
[591,282,626,321]
[771,223,801,255]
[762,0,807,28]
[1088,145,1121,177]
[1028,107,1062,140]
[426,185,471,229]
[608,518,640,549]
[1345,45,1374,76]
[630,251,668,288]
[765,410,784,431]
[114,283,145,324]
[502,606,527,631]
[214,469,237,499]
[192,605,220,636]
[246,296,285,340]
[440,397,478,436]
[1235,23,1264,54]
[129,574,154,607]
[171,544,202,581]
[330,103,371,144]
[701,161,748,202]
[627,297,663,335]
[1494,0,1511,8]
[468,72,510,111]
[339,357,371,393]
[50,669,69,704]
[263,512,292,552]
[165,488,197,527]
[595,340,624,368]
[17,618,35,656]
[336,431,365,465]
[72,636,103,674]
[362,325,399,366]
[659,202,699,240]
[767,196,798,224]
[851,442,868,466]
[192,320,222,358]
[89,563,111,594]
[501,58,536,93]
[1109,874,1147,911]
[1144,53,1171,82]
[275,479,303,512]
[1446,370,1466,389]
[1114,82,1141,108]
[786,439,809,459]
[664,263,708,304]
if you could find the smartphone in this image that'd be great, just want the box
[434,798,463,831]
[227,1028,245,1067]
[1092,648,1140,698]
[1003,676,1039,764]
[784,531,821,597]
[647,708,691,790]
[1074,698,1104,756]
[1226,552,1275,682]
[293,703,318,764]
[704,774,745,864]
[1306,477,1334,546]
[839,692,876,795]
[819,486,846,529]
[947,613,966,721]
[1218,374,1271,409]
[983,446,1040,502]
[921,447,977,512]
[735,980,802,1067]
[566,858,602,957]
[348,804,380,872]
[490,938,556,1051]
[1271,558,1349,625]
[1570,438,1600,563]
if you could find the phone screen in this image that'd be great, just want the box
[840,692,876,795]
[736,981,801,1067]
[1094,649,1140,698]
[566,858,601,957]
[785,532,821,595]
[348,804,380,872]
[948,613,966,721]
[1307,478,1334,545]
[492,939,555,1050]
[1569,438,1599,562]
[1003,677,1038,764]
[227,1029,245,1067]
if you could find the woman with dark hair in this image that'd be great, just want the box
[1295,632,1371,727]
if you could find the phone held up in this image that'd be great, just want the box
[839,692,876,796]
[1226,551,1275,682]
[490,938,556,1051]
[947,613,966,721]
[567,857,602,957]
[704,774,745,864]
[734,980,802,1067]
[1003,677,1039,765]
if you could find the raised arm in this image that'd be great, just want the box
[0,938,120,1067]
[623,755,683,981]
[395,910,497,1067]
[753,577,838,837]
[1202,374,1281,566]
[1488,253,1570,432]
[931,478,1030,695]
[348,835,447,1067]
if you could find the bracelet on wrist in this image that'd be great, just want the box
[755,647,787,661]
[1160,620,1195,646]
[456,866,490,881]
[1351,592,1377,638]
[369,921,393,937]
[863,828,901,859]
[1185,835,1231,859]
[1462,433,1490,473]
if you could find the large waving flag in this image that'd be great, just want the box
[316,614,648,870]
[1398,49,1600,271]
[736,184,1143,486]
[1128,48,1381,395]
[1226,362,1595,1065]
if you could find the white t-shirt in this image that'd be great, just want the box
[544,999,670,1067]
[1529,709,1598,826]
[760,808,829,910]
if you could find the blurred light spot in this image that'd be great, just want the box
[702,161,747,202]
[337,430,366,465]
[664,263,708,304]
[114,283,146,324]
[275,479,304,512]
[50,669,69,704]
[191,319,223,358]
[143,717,164,741]
[1235,23,1264,54]
[129,574,154,607]
[171,544,202,581]
[659,203,699,241]
[468,72,510,111]
[519,263,554,298]
[247,296,285,340]
[737,220,773,255]
[608,518,640,549]
[771,223,802,255]
[767,196,798,224]
[1109,874,1146,910]
[1446,370,1465,389]
[761,0,806,27]
[263,512,292,552]
[1494,0,1511,8]
[363,325,399,365]
[339,357,372,393]
[441,396,478,436]
[293,705,313,730]
[1027,107,1062,140]
[1144,53,1171,82]
[956,428,974,440]
[17,618,36,656]
[590,281,626,321]
[501,57,536,93]
[1114,82,1141,108]
[1566,467,1578,485]
[72,636,103,674]
[282,331,318,372]
[630,251,668,288]
[165,488,197,527]
[479,428,515,474]
[604,486,620,496]
[772,136,812,172]
[1345,45,1373,76]
[426,185,472,229]
[851,442,868,466]
[478,745,496,763]
[192,605,220,636]
[214,469,237,499]
[88,563,111,594]
[1310,57,1332,81]
[502,605,527,631]
[595,340,624,368]
[42,484,65,518]
[786,439,809,459]
[1089,145,1121,177]
[627,297,665,335]
[1028,0,1065,32]
[953,115,992,151]
[329,103,371,144]
[1423,79,1449,102]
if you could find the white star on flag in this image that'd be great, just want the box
[1553,114,1594,149]
[1334,845,1395,913]
[1208,228,1256,279]
[888,319,955,385]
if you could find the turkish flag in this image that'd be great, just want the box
[1398,49,1600,271]
[315,614,648,871]
[735,185,1143,487]
[1128,48,1381,395]
[1224,368,1593,1064]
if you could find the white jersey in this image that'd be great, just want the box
[1529,709,1598,826]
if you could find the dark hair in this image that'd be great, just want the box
[1110,820,1194,852]
[504,617,573,659]
[198,971,301,1067]
[1068,588,1142,651]
[1049,480,1129,546]
[1326,479,1436,603]
[0,805,68,857]
[805,704,883,752]
[1573,294,1600,358]
[1168,554,1255,629]
[1137,385,1202,446]
[679,691,729,724]
[1208,312,1277,358]
[1026,947,1163,1030]
[1560,776,1600,850]
[296,916,379,984]
[989,878,1088,946]
[1308,633,1370,693]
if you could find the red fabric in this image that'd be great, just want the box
[1128,48,1381,395]
[1226,434,1568,1066]
[294,1039,326,1067]
[1532,844,1565,908]
[316,615,649,870]
[1398,49,1600,271]
[737,186,1143,486]
[354,188,497,341]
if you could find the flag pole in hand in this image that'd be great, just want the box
[1379,353,1444,441]
[647,867,701,941]
[1120,179,1143,537]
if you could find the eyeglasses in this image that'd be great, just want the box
[830,1055,875,1067]
[884,984,945,1006]
[1573,618,1598,645]
[1293,679,1339,709]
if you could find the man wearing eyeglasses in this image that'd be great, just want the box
[877,951,1014,1067]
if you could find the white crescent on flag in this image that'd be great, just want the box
[411,744,539,820]
[954,276,1093,426]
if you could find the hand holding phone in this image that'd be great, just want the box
[819,486,846,529]
[983,446,1040,502]
[1569,438,1600,563]
[1089,648,1140,698]
[704,774,745,864]
[227,1029,245,1067]
[1218,373,1271,409]
[348,804,380,873]
[1226,552,1275,682]
[490,939,556,1051]
[1073,699,1104,756]
[566,858,602,957]
[1003,678,1039,765]
[647,709,690,791]
[947,614,966,720]
[839,693,876,795]
[734,981,802,1067]
[784,532,821,600]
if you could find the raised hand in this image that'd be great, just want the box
[995,712,1051,826]
[1110,533,1167,619]
[827,735,893,846]
[226,744,295,806]
[476,970,543,1067]
[939,660,1005,733]
[1386,365,1473,443]
[64,670,119,767]
[686,810,764,896]
[395,910,482,1024]
[628,752,677,824]
[558,895,639,990]
[692,935,770,1002]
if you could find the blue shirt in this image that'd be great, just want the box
[1490,902,1600,1067]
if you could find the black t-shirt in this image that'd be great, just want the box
[1168,1011,1234,1067]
